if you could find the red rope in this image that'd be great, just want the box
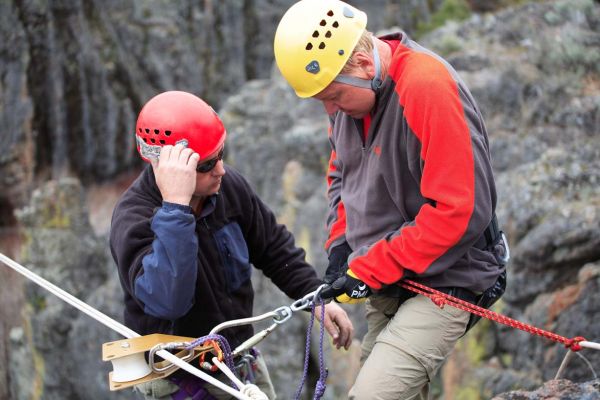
[401,279,586,352]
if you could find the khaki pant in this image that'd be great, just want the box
[349,294,470,400]
[134,352,276,400]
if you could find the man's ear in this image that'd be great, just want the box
[352,51,375,78]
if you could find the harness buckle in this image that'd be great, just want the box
[498,232,510,265]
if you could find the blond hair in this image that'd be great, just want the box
[340,30,374,74]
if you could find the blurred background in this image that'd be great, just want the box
[0,0,599,399]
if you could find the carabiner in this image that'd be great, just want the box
[313,283,328,304]
[273,306,292,325]
[290,297,311,312]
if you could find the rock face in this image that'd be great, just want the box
[492,379,600,400]
[7,179,132,400]
[1,0,599,399]
[0,0,436,201]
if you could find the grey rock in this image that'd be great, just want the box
[2,0,600,399]
[492,379,600,400]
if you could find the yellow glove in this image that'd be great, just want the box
[320,269,372,304]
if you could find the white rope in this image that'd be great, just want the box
[213,358,269,400]
[581,341,600,351]
[555,350,575,379]
[212,357,246,389]
[0,253,138,338]
[0,252,259,400]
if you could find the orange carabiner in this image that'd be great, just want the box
[198,339,224,372]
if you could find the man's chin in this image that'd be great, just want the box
[346,111,368,119]
[210,182,222,194]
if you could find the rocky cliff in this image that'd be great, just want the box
[0,0,599,399]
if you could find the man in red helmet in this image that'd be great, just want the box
[110,91,353,399]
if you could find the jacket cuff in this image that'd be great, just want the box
[162,201,193,214]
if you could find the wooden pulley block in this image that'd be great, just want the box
[102,333,211,391]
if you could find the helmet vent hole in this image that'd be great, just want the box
[143,138,148,143]
[320,19,326,26]
[165,130,172,136]
[325,31,332,38]
[312,30,319,38]
[327,10,334,17]
[159,140,165,145]
[138,128,143,133]
[145,128,150,134]
[319,42,326,49]
[154,129,160,134]
[150,138,156,144]
[333,21,339,28]
[306,43,313,50]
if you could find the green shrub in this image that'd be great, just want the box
[416,0,472,37]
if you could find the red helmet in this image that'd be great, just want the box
[135,91,226,162]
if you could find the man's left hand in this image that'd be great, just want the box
[314,302,354,350]
[320,270,372,304]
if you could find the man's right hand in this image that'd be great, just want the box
[320,269,372,304]
[151,144,200,206]
[324,241,353,284]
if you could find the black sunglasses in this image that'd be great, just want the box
[196,147,225,173]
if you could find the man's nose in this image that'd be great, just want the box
[212,159,226,176]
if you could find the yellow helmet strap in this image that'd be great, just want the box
[333,36,383,91]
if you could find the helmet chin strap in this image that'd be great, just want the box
[333,36,383,91]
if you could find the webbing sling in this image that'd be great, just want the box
[474,214,501,250]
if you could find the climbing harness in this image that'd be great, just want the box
[0,252,329,400]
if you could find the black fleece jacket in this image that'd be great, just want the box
[110,165,321,348]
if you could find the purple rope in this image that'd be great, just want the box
[293,305,315,400]
[186,333,236,386]
[293,299,328,400]
[314,299,328,399]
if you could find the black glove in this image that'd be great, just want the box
[320,269,372,304]
[324,241,353,284]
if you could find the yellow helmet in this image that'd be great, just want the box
[274,0,367,98]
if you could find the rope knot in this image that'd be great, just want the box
[565,336,586,352]
[241,384,269,400]
[313,379,327,399]
[431,294,447,308]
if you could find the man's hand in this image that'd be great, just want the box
[151,144,200,205]
[324,242,353,284]
[320,269,372,304]
[314,302,354,350]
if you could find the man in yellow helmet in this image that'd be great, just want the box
[274,1,509,399]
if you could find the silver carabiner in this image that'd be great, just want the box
[499,232,510,264]
[148,342,194,373]
[273,306,292,325]
[290,297,311,312]
[313,283,328,304]
[290,284,329,312]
